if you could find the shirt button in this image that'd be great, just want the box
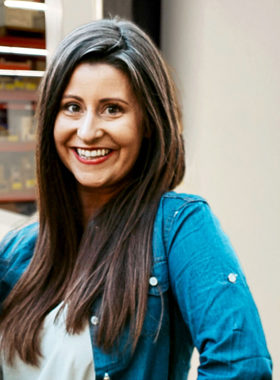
[228,273,237,283]
[90,315,99,325]
[149,276,158,286]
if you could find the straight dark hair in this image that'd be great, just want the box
[0,18,185,365]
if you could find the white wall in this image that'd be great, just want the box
[161,0,279,378]
[45,0,103,59]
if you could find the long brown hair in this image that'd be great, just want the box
[0,18,185,365]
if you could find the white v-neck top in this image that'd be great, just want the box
[1,303,95,380]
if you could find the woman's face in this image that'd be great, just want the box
[54,62,143,195]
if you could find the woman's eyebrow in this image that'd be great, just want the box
[62,94,129,106]
[100,97,129,105]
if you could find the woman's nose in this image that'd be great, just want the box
[77,113,104,142]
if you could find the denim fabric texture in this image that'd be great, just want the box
[0,192,273,379]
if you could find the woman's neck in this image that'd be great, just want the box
[78,186,116,226]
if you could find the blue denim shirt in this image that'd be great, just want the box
[0,192,272,379]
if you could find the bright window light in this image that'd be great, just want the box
[4,1,47,12]
[0,46,47,57]
[0,69,44,77]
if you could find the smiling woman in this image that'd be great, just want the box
[0,18,272,380]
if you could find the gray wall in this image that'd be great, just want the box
[161,0,279,377]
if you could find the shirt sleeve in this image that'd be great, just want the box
[0,230,16,305]
[166,200,272,379]
[0,223,38,305]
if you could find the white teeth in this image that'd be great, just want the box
[76,148,110,159]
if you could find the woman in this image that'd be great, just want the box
[0,19,272,379]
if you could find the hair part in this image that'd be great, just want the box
[0,18,185,365]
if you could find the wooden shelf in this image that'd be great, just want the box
[0,61,32,70]
[0,33,45,49]
[0,102,36,110]
[0,90,38,101]
[0,190,36,203]
[0,141,35,152]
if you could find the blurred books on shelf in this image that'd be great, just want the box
[0,3,45,33]
[0,1,45,210]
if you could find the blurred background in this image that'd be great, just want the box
[0,0,278,378]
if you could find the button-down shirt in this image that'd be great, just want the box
[0,192,273,379]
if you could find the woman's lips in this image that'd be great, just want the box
[72,148,114,165]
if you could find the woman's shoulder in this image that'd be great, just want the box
[156,191,226,253]
[0,221,39,261]
[0,222,38,303]
[158,190,209,217]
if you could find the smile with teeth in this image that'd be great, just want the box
[76,148,111,160]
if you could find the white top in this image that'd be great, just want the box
[1,303,95,380]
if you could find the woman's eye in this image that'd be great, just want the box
[104,104,122,116]
[63,103,81,114]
